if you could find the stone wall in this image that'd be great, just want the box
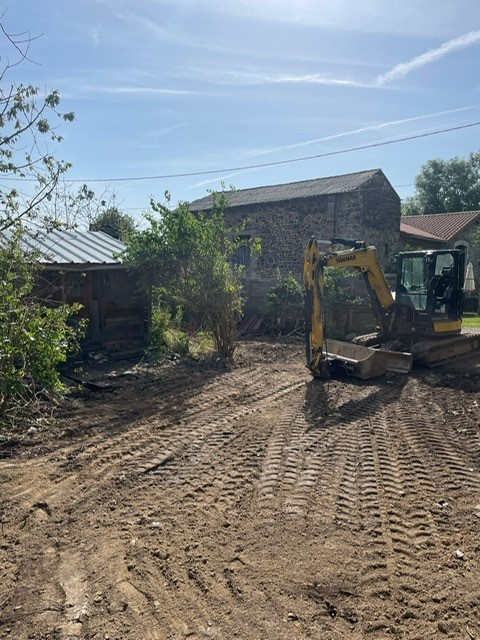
[360,171,401,268]
[453,221,480,273]
[223,173,401,312]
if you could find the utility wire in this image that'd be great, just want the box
[0,121,479,184]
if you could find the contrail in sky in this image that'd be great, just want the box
[244,106,476,158]
[377,30,480,85]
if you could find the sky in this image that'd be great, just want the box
[3,0,480,223]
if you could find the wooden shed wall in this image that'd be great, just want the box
[37,267,149,354]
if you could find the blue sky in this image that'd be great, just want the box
[4,0,480,222]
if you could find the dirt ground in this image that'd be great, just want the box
[1,339,480,640]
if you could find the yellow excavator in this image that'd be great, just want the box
[304,237,480,379]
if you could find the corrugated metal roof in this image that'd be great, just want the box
[0,229,126,265]
[190,169,383,211]
[401,210,480,241]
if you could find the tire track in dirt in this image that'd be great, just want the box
[141,379,305,475]
[255,379,359,521]
[348,377,479,633]
[14,371,305,517]
[312,379,446,628]
[393,381,480,499]
[3,344,480,640]
[2,367,265,508]
[68,366,266,469]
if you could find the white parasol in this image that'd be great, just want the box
[464,261,476,292]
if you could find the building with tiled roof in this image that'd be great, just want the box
[400,210,480,286]
[191,169,401,311]
[401,211,480,242]
[400,210,480,268]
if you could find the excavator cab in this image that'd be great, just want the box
[394,249,464,336]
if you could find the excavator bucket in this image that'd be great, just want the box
[323,339,412,380]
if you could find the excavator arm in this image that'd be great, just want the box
[304,238,411,378]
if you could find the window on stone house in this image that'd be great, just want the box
[232,235,251,268]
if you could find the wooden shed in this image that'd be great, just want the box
[20,230,149,355]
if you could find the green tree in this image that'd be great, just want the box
[402,151,480,216]
[0,21,74,232]
[0,20,82,429]
[124,194,252,358]
[0,231,83,426]
[90,207,136,241]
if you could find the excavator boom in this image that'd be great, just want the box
[304,238,412,378]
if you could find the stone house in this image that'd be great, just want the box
[190,169,401,311]
[400,210,480,275]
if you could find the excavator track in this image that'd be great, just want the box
[409,332,480,367]
[354,331,480,368]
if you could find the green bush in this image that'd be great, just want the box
[323,266,365,339]
[150,301,170,353]
[0,233,83,427]
[166,328,190,356]
[322,266,361,305]
[267,271,304,333]
[124,195,253,358]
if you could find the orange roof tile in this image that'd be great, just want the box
[400,222,444,241]
[401,210,480,241]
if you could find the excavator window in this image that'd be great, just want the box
[430,254,455,313]
[398,255,428,311]
[396,250,463,321]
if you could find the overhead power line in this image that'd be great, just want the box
[2,120,479,185]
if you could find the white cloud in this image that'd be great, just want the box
[90,86,198,96]
[377,30,480,85]
[186,105,479,189]
[143,0,480,38]
[266,74,367,88]
[179,67,376,88]
[151,123,188,138]
[188,169,253,190]
[185,28,480,90]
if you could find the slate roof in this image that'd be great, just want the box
[0,229,126,265]
[400,210,480,242]
[190,169,384,211]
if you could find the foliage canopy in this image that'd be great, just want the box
[267,270,303,333]
[124,194,255,358]
[90,207,136,241]
[402,150,480,216]
[0,22,74,232]
[0,232,83,426]
[0,19,83,429]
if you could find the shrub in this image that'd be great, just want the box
[323,266,360,305]
[150,299,170,353]
[0,233,83,427]
[124,195,254,358]
[267,271,303,333]
[322,266,365,339]
[90,207,136,241]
